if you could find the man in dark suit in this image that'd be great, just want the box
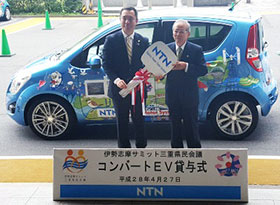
[166,19,207,148]
[102,7,149,148]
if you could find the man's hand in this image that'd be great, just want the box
[116,79,127,89]
[172,61,187,70]
[155,75,164,81]
[150,73,164,81]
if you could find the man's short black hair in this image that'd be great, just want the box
[120,7,138,20]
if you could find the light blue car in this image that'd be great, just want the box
[0,0,10,21]
[6,8,278,140]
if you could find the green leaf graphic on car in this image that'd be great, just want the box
[199,56,229,83]
[239,76,259,87]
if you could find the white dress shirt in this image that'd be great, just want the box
[114,31,135,85]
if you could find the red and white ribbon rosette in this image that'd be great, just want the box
[119,69,150,114]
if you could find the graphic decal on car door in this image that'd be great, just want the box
[198,54,260,93]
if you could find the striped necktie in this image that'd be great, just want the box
[126,36,132,64]
[177,47,183,60]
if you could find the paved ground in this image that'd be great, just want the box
[0,183,280,205]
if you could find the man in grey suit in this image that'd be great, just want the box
[102,7,149,148]
[166,19,207,148]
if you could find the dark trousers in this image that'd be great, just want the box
[112,91,146,148]
[168,103,201,148]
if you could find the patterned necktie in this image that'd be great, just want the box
[126,36,132,64]
[177,47,183,60]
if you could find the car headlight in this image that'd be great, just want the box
[9,72,32,95]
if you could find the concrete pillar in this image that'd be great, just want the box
[137,0,143,7]
[82,0,89,10]
[186,0,194,7]
[174,0,183,7]
[82,0,95,13]
[123,0,128,7]
[148,0,152,9]
[177,0,183,7]
[100,0,105,8]
[173,0,177,7]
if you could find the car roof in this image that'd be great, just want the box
[138,7,261,23]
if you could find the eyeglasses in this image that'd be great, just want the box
[173,30,189,34]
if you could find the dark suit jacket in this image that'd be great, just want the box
[166,41,207,107]
[102,31,149,98]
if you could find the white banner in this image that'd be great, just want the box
[53,148,248,202]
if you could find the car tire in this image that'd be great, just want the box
[27,96,76,140]
[3,7,11,21]
[210,96,258,140]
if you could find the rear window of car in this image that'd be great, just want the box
[162,21,232,52]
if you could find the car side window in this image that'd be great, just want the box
[87,40,104,61]
[70,35,106,68]
[162,21,231,52]
[135,23,156,45]
[70,22,157,68]
[90,22,157,56]
[188,23,207,48]
[207,23,231,51]
[90,22,156,60]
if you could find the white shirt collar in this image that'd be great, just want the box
[176,41,187,51]
[122,30,135,40]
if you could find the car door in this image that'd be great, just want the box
[161,20,233,118]
[134,21,170,121]
[68,35,112,122]
[69,21,159,123]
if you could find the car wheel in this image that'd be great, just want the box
[210,97,258,140]
[3,7,11,21]
[27,96,76,140]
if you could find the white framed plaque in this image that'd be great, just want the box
[53,148,248,202]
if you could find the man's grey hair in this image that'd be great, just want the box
[172,19,191,33]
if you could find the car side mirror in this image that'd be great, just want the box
[264,41,268,48]
[87,55,101,69]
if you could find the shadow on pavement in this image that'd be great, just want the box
[66,120,222,141]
